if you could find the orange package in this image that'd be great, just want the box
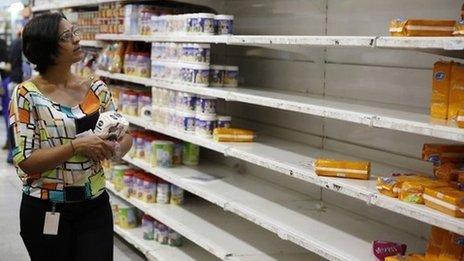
[386,254,425,261]
[423,187,464,217]
[314,159,370,180]
[390,19,456,37]
[376,174,424,198]
[434,162,460,182]
[430,61,453,120]
[425,226,449,261]
[399,178,448,204]
[458,109,464,128]
[422,144,464,165]
[448,63,464,122]
[438,232,464,260]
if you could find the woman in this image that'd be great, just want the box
[9,13,132,260]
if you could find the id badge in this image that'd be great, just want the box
[43,211,60,235]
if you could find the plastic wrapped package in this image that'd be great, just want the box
[372,240,407,261]
[438,232,464,260]
[213,128,255,142]
[422,144,464,165]
[423,187,464,217]
[389,19,456,36]
[399,179,448,204]
[425,226,449,261]
[314,159,370,180]
[434,162,460,182]
[377,176,400,198]
[448,63,464,122]
[430,61,452,120]
[385,254,425,261]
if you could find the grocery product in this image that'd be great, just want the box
[377,176,401,198]
[314,159,371,180]
[430,61,452,120]
[389,19,456,36]
[210,65,225,87]
[113,164,130,191]
[457,109,464,128]
[134,172,145,200]
[122,170,134,197]
[385,254,425,261]
[94,111,129,141]
[151,140,174,167]
[157,179,170,204]
[434,162,460,182]
[224,66,239,87]
[142,215,155,240]
[157,223,169,244]
[168,229,183,246]
[422,144,464,165]
[177,92,197,112]
[372,240,407,261]
[178,111,196,133]
[196,96,217,115]
[213,128,255,142]
[217,116,232,128]
[172,142,183,166]
[426,226,449,260]
[186,13,215,34]
[423,187,464,217]
[121,90,139,116]
[195,114,217,138]
[118,203,138,229]
[170,185,184,205]
[142,175,157,203]
[399,179,448,204]
[448,63,464,122]
[454,20,464,36]
[215,15,234,35]
[438,232,464,260]
[182,142,200,166]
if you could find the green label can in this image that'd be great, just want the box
[182,142,199,166]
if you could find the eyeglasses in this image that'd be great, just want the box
[59,27,82,43]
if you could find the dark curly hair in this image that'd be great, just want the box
[22,12,67,74]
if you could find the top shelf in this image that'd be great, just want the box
[32,0,115,12]
[96,34,464,58]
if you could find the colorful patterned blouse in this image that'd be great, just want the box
[9,79,116,203]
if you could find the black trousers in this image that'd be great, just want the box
[20,191,114,261]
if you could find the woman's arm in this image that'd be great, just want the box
[18,135,115,175]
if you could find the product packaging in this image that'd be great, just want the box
[423,187,464,217]
[430,61,452,120]
[389,19,456,36]
[213,128,255,142]
[314,159,371,180]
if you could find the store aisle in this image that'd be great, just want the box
[0,124,145,261]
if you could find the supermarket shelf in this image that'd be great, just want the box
[122,113,464,236]
[32,0,115,12]
[95,34,464,56]
[107,182,317,260]
[80,40,104,48]
[113,224,217,261]
[121,156,425,261]
[97,70,464,142]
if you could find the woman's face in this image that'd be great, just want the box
[56,19,84,65]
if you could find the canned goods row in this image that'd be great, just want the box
[151,61,239,87]
[151,43,210,65]
[142,215,183,246]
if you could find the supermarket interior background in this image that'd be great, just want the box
[0,0,464,260]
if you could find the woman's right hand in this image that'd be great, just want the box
[72,135,115,162]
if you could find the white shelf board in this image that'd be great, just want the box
[121,156,425,261]
[122,113,464,236]
[96,34,230,44]
[113,221,217,261]
[97,70,464,142]
[32,0,112,12]
[107,182,316,260]
[376,36,464,50]
[80,40,104,48]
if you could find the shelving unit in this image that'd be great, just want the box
[113,225,217,261]
[80,40,104,48]
[97,70,464,142]
[118,155,426,261]
[95,34,464,58]
[32,0,116,12]
[120,113,464,236]
[107,182,318,260]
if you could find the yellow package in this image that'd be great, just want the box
[422,144,464,165]
[423,187,464,217]
[453,21,464,36]
[314,159,370,180]
[457,109,464,128]
[377,176,400,197]
[213,128,255,142]
[399,179,448,204]
[434,162,459,182]
[438,232,464,261]
[431,61,453,120]
[389,19,456,36]
[448,63,464,122]
[386,254,425,261]
[426,226,449,261]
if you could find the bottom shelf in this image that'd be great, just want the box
[113,225,217,261]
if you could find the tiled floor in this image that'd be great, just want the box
[0,124,145,261]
